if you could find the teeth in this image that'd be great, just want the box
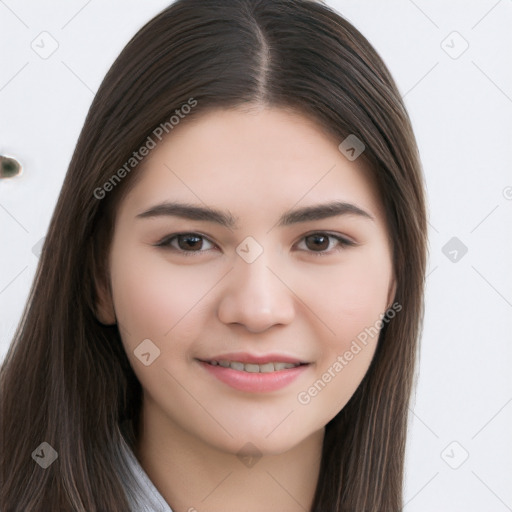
[209,360,301,372]
[274,362,295,371]
[259,362,275,373]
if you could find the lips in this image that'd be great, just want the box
[197,352,311,393]
[200,352,306,365]
[206,360,301,373]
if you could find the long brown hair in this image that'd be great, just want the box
[0,1,428,510]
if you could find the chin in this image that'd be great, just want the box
[204,426,318,458]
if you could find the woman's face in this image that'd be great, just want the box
[99,106,396,455]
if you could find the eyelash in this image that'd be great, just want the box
[153,232,356,257]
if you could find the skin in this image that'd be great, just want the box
[96,105,396,512]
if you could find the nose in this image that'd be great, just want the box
[217,250,295,333]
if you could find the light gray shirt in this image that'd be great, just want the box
[119,434,174,512]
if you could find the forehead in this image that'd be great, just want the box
[118,107,385,223]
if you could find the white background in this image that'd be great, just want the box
[1,1,511,510]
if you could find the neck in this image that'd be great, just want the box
[134,396,324,512]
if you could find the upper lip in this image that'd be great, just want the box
[198,352,308,365]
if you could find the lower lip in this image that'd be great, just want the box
[198,361,310,393]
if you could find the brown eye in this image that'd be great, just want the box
[155,233,215,254]
[176,234,203,251]
[305,233,330,251]
[155,231,355,257]
[297,232,356,255]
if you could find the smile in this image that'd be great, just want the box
[205,360,303,372]
[197,357,311,393]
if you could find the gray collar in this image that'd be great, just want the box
[119,434,174,512]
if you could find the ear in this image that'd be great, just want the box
[94,270,117,325]
[386,274,397,310]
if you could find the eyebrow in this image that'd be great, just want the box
[135,200,375,228]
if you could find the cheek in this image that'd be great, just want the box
[290,248,391,416]
[294,285,385,430]
[335,261,390,334]
[293,249,392,343]
[109,245,214,349]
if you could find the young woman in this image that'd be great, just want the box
[0,0,428,510]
